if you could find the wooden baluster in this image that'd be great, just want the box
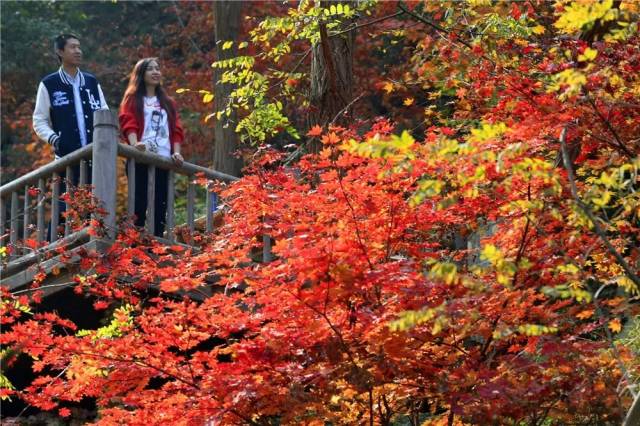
[37,178,45,243]
[0,196,5,245]
[10,192,18,252]
[166,171,175,242]
[51,173,60,243]
[205,185,213,233]
[187,176,195,238]
[23,186,30,245]
[64,165,73,237]
[127,159,135,216]
[78,161,86,222]
[146,165,156,234]
[79,159,87,186]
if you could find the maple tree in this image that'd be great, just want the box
[2,0,640,424]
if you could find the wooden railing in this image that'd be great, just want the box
[0,110,238,288]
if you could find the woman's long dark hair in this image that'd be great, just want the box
[120,57,176,131]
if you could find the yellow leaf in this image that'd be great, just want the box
[202,93,214,103]
[554,0,615,34]
[382,82,394,94]
[175,88,189,94]
[403,97,414,106]
[531,25,546,35]
[469,122,507,143]
[578,47,598,62]
[608,318,622,333]
[222,40,234,50]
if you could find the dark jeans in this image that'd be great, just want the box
[131,162,168,237]
[48,161,92,241]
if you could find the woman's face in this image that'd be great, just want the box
[143,60,162,88]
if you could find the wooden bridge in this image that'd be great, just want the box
[0,110,238,293]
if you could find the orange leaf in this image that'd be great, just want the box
[403,97,415,106]
[608,318,622,333]
[307,125,323,137]
[575,309,593,320]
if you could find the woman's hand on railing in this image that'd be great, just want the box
[171,152,184,166]
[134,142,146,151]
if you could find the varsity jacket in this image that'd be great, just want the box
[119,97,184,152]
[33,68,108,158]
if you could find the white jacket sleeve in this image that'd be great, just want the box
[97,84,109,110]
[32,82,57,144]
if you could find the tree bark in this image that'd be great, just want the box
[308,1,355,145]
[213,1,243,176]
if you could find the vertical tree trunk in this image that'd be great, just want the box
[213,1,243,176]
[308,2,355,138]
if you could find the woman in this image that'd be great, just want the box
[119,57,184,237]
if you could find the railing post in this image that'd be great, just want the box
[263,234,273,263]
[92,110,119,241]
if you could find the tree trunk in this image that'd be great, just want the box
[308,2,355,142]
[213,1,243,176]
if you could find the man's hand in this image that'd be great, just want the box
[135,142,146,151]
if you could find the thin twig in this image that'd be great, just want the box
[586,95,634,158]
[330,93,364,125]
[398,4,473,50]
[331,10,406,38]
[12,281,76,295]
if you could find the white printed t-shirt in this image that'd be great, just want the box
[141,96,171,158]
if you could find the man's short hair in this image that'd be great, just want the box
[54,33,80,63]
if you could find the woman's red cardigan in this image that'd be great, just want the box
[118,97,185,152]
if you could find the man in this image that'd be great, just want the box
[33,33,108,159]
[32,34,108,240]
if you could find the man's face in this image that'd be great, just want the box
[57,38,82,67]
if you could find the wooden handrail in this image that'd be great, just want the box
[0,145,93,198]
[117,143,239,182]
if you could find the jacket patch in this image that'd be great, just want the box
[85,89,101,110]
[52,91,69,107]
